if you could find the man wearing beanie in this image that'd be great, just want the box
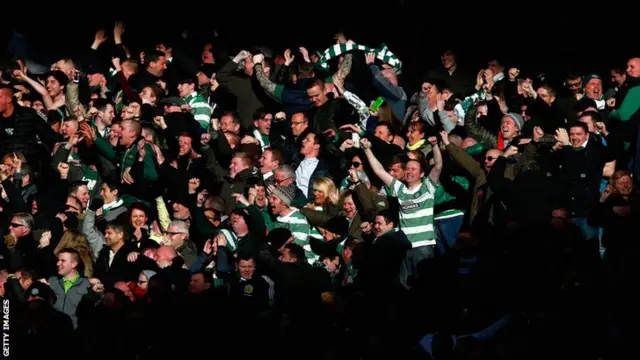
[498,113,523,150]
[268,185,315,263]
[579,74,605,110]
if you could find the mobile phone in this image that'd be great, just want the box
[370,97,384,112]
[73,71,81,83]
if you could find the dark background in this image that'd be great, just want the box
[1,3,635,92]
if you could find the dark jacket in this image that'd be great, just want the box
[558,139,608,219]
[222,272,274,317]
[220,167,260,214]
[94,241,158,287]
[216,60,265,130]
[0,105,61,164]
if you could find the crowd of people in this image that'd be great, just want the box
[0,21,638,359]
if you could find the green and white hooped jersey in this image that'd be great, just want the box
[273,209,317,264]
[388,177,438,247]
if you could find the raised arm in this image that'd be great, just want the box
[331,51,353,85]
[254,62,281,101]
[429,135,444,184]
[13,70,54,109]
[360,138,394,187]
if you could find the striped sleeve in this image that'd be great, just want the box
[190,95,212,128]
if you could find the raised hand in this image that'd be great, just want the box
[188,178,201,194]
[606,98,616,108]
[93,29,108,48]
[113,21,125,44]
[365,52,375,65]
[57,162,70,178]
[200,133,211,146]
[360,138,372,150]
[533,126,544,142]
[284,49,295,66]
[439,131,450,146]
[299,47,311,63]
[153,116,167,130]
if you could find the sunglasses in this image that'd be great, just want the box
[9,222,24,228]
[351,161,361,168]
[275,177,291,185]
[485,156,495,161]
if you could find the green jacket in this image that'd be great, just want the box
[93,138,159,181]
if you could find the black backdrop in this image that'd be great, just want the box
[1,3,635,93]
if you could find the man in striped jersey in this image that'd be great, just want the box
[177,77,212,129]
[268,185,316,264]
[360,136,443,288]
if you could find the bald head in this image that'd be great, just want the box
[461,137,478,149]
[627,58,640,78]
[122,119,142,135]
[156,246,177,267]
[120,119,142,147]
[0,85,14,115]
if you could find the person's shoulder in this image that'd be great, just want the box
[76,277,92,287]
[20,106,48,122]
[46,276,60,288]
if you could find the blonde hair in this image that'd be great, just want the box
[2,152,27,164]
[311,177,339,206]
[55,230,94,278]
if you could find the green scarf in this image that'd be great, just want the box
[252,128,270,150]
[454,89,485,124]
[317,43,402,73]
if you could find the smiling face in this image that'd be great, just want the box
[569,125,588,148]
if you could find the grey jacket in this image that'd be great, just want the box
[47,275,91,328]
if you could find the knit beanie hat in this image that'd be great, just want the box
[269,185,296,206]
[503,113,524,131]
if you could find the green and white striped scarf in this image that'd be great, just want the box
[218,229,239,253]
[454,89,486,125]
[316,43,402,74]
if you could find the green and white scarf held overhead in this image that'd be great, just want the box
[316,43,403,74]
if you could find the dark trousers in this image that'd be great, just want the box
[399,245,435,289]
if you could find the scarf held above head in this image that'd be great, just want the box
[316,42,402,74]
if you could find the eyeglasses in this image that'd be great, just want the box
[351,161,361,168]
[9,223,24,228]
[485,156,495,161]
